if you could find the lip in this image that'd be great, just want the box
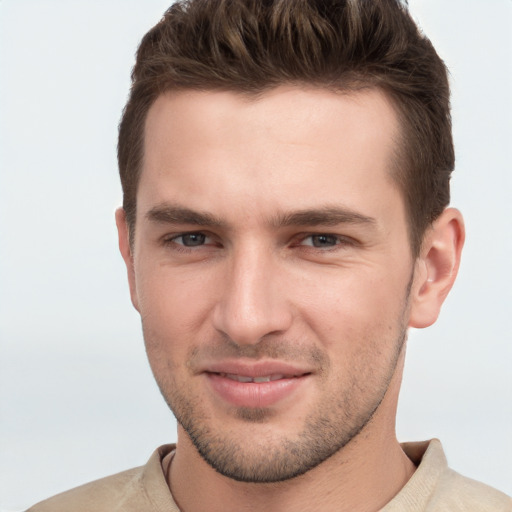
[202,359,311,378]
[202,360,312,408]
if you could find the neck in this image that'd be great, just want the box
[168,355,414,512]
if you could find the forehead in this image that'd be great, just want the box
[139,86,403,225]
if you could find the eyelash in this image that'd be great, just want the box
[162,232,217,252]
[162,231,356,252]
[296,233,354,249]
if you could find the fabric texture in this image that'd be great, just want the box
[27,439,511,511]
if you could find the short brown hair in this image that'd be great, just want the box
[118,0,453,255]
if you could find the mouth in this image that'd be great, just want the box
[214,372,305,383]
[203,366,311,408]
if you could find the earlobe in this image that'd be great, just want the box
[115,208,140,312]
[409,208,465,328]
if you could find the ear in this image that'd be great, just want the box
[115,208,140,312]
[409,208,465,328]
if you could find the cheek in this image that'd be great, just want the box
[296,267,409,348]
[135,264,217,345]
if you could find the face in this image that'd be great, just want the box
[123,86,417,482]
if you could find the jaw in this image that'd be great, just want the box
[169,344,413,512]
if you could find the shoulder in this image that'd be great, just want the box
[386,439,511,511]
[430,469,512,512]
[26,466,146,512]
[26,445,178,512]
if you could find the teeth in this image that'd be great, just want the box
[253,376,271,382]
[226,373,253,383]
[220,373,286,383]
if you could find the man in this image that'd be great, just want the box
[28,0,511,510]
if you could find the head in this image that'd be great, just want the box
[118,0,454,256]
[115,0,464,485]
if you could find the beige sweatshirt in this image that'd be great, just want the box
[28,439,511,511]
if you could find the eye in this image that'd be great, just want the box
[168,232,211,247]
[301,234,343,248]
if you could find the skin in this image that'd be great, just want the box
[117,86,464,512]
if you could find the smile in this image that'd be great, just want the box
[205,371,310,408]
[217,373,299,383]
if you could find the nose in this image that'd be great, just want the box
[212,246,293,345]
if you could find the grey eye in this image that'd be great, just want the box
[310,234,338,247]
[180,233,206,246]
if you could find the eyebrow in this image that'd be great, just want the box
[145,204,376,229]
[146,205,226,227]
[271,207,376,228]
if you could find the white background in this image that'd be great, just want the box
[0,1,511,509]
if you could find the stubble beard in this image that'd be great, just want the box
[148,322,408,484]
[144,267,413,484]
